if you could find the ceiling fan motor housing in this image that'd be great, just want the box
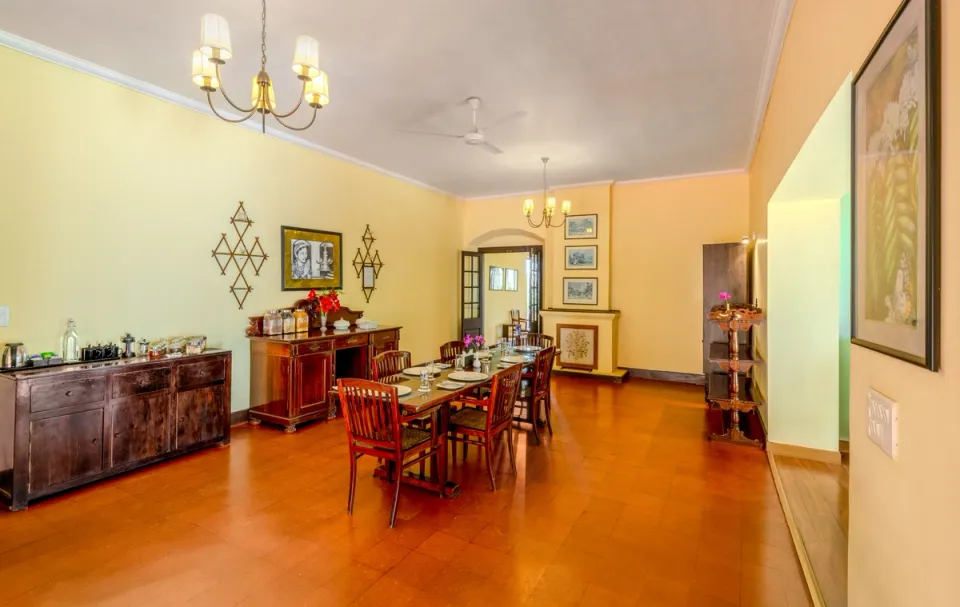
[464,132,484,145]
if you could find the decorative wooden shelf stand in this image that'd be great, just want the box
[706,304,764,447]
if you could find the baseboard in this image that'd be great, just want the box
[627,368,706,385]
[553,367,629,383]
[767,450,826,607]
[839,439,850,454]
[230,409,250,426]
[768,441,842,465]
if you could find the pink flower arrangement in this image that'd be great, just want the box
[718,291,731,302]
[463,334,485,352]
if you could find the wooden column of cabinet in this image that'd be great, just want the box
[0,351,231,511]
[248,327,401,432]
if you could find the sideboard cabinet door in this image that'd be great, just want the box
[175,386,225,450]
[108,394,171,468]
[294,351,333,416]
[29,408,104,492]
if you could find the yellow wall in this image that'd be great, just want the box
[482,252,528,342]
[0,46,463,413]
[750,0,960,604]
[611,173,749,373]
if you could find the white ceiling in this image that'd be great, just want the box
[0,0,790,198]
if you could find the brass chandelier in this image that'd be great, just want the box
[523,157,571,228]
[191,0,329,133]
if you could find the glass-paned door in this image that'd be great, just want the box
[461,251,483,336]
[528,248,541,333]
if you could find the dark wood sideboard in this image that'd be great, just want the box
[0,350,231,511]
[248,326,400,432]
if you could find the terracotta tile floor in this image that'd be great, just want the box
[0,378,811,606]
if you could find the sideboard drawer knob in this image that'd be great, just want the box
[65,390,73,397]
[91,438,98,444]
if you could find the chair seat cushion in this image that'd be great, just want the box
[449,407,487,431]
[357,427,431,451]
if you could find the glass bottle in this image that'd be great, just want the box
[61,319,80,362]
[281,309,295,334]
[294,309,309,333]
[263,310,281,335]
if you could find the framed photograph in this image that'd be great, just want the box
[281,226,343,291]
[556,324,598,371]
[489,266,504,291]
[505,268,518,291]
[852,0,940,370]
[563,277,598,306]
[565,245,598,270]
[565,214,597,240]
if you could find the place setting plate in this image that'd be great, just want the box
[393,385,413,397]
[403,367,442,376]
[514,345,542,353]
[437,380,466,390]
[501,355,532,364]
[447,371,488,382]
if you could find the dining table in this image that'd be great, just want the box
[349,347,543,499]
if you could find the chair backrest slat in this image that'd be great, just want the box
[532,346,555,398]
[440,340,465,363]
[372,350,412,381]
[489,364,522,431]
[338,378,401,452]
[519,333,554,348]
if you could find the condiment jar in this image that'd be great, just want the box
[263,310,281,335]
[293,309,309,333]
[281,309,295,334]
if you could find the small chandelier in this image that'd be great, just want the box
[523,157,571,228]
[191,0,329,133]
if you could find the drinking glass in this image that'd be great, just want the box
[419,368,431,392]
[455,354,464,372]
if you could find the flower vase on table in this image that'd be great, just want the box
[463,334,485,369]
[308,288,341,329]
[719,291,731,312]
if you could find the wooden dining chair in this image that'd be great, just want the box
[372,350,411,381]
[439,340,465,363]
[518,333,554,348]
[338,378,444,527]
[510,309,530,336]
[515,346,556,444]
[447,365,522,490]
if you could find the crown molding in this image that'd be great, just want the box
[744,0,795,169]
[464,180,614,202]
[0,30,456,199]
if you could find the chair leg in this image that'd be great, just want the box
[506,427,517,475]
[347,453,358,514]
[389,461,402,528]
[544,395,554,435]
[484,439,497,491]
[531,399,542,446]
[462,436,468,461]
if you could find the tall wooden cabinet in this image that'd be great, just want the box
[248,326,400,432]
[0,351,231,511]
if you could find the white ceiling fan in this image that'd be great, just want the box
[398,97,525,155]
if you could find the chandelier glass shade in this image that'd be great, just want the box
[523,157,571,228]
[192,0,327,133]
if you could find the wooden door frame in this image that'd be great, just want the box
[460,251,484,337]
[477,245,544,334]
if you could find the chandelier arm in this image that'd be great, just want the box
[547,214,567,229]
[271,80,307,118]
[526,213,546,229]
[272,105,318,131]
[207,90,259,123]
[214,63,258,113]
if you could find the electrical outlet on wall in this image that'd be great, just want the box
[0,306,8,327]
[867,388,898,460]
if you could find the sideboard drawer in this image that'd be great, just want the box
[177,358,225,391]
[112,367,172,399]
[372,330,399,346]
[30,377,107,413]
[294,340,333,356]
[333,334,368,350]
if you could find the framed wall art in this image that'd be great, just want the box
[565,214,597,240]
[488,266,504,291]
[563,277,598,306]
[281,226,343,291]
[556,324,598,371]
[852,0,940,370]
[565,245,598,270]
[505,268,519,291]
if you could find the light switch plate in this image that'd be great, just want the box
[867,388,898,460]
[0,306,8,327]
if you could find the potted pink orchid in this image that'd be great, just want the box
[718,291,731,311]
[463,334,486,369]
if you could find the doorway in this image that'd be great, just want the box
[460,246,543,341]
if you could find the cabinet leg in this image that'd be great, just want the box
[248,417,261,426]
[284,425,297,434]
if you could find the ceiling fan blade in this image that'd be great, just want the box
[481,140,504,155]
[482,110,528,130]
[397,128,464,138]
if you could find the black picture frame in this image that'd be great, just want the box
[851,0,940,370]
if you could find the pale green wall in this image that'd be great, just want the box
[839,192,851,441]
[767,199,841,451]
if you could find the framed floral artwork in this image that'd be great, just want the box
[281,226,343,291]
[852,0,940,370]
[556,324,598,371]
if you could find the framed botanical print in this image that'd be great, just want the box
[281,226,343,291]
[488,266,504,291]
[565,245,598,270]
[556,324,598,371]
[565,214,597,240]
[852,0,940,370]
[562,277,598,306]
[505,268,518,291]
